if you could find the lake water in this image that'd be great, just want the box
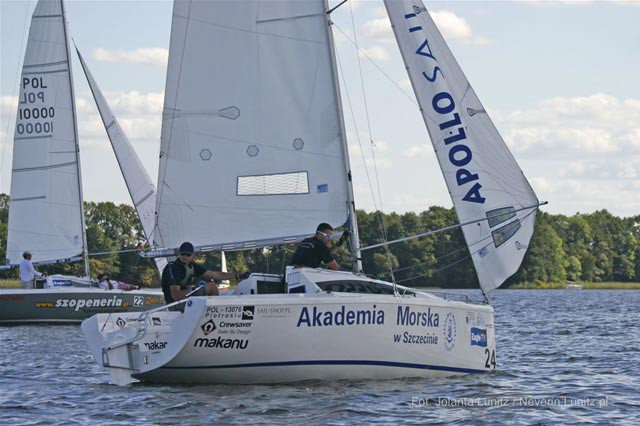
[1,290,638,425]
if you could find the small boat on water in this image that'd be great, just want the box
[0,0,165,322]
[82,0,544,385]
[566,283,583,290]
[0,286,164,324]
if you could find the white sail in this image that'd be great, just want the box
[385,1,539,293]
[154,0,356,252]
[75,48,168,273]
[6,0,88,268]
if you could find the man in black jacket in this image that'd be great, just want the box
[162,241,247,304]
[289,223,349,270]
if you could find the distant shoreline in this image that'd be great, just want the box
[1,279,639,290]
[506,282,640,290]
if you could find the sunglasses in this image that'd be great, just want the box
[319,231,333,240]
[180,252,194,256]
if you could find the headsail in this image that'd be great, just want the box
[385,1,539,293]
[75,47,168,273]
[154,0,358,254]
[6,0,88,271]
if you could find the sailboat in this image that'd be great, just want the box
[0,0,164,323]
[82,0,542,384]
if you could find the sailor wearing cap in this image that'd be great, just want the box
[161,242,250,304]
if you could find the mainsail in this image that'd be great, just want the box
[154,0,359,254]
[76,48,168,273]
[6,0,88,271]
[385,0,539,293]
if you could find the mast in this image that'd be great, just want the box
[324,0,362,273]
[60,0,89,276]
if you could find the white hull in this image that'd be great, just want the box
[82,270,496,385]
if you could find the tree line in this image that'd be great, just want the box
[1,193,638,287]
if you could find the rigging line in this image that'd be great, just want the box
[362,201,547,251]
[376,244,469,277]
[398,206,541,285]
[396,253,471,284]
[347,1,395,284]
[335,52,378,211]
[332,24,417,107]
[0,1,32,191]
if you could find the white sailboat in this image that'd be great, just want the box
[82,0,542,385]
[0,0,164,323]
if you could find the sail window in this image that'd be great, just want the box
[237,172,309,196]
[492,219,521,247]
[486,207,516,228]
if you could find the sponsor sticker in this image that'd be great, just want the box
[193,336,248,350]
[256,306,292,318]
[470,327,487,347]
[143,341,167,351]
[201,319,217,335]
[242,306,254,320]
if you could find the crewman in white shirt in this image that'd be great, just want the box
[19,251,43,289]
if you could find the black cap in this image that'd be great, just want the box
[179,241,194,254]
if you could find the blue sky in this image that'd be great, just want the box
[1,0,639,217]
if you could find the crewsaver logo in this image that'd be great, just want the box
[201,319,217,335]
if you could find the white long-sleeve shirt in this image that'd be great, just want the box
[19,259,42,282]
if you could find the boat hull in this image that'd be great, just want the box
[0,288,164,323]
[83,293,496,384]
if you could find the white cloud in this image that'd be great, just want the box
[92,47,168,67]
[531,176,640,217]
[430,11,489,45]
[74,90,163,144]
[504,93,640,157]
[403,144,433,157]
[361,18,394,43]
[358,46,390,62]
[360,10,488,46]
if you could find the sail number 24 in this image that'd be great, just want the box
[484,348,496,369]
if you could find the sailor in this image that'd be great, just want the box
[19,251,43,289]
[97,274,138,291]
[161,241,249,304]
[289,223,349,270]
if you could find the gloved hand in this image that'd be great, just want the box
[235,271,251,280]
[337,230,350,247]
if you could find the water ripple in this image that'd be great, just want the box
[1,290,639,424]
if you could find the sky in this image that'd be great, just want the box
[1,0,639,219]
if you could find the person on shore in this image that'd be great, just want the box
[161,241,249,304]
[19,251,43,289]
[289,223,349,270]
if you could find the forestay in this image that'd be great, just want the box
[76,48,167,273]
[385,0,539,293]
[155,0,354,251]
[6,0,87,266]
